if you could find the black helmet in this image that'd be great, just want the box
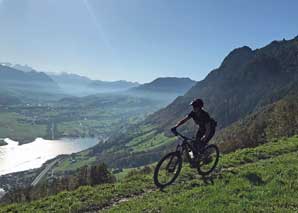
[190,98,204,108]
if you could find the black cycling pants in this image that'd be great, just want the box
[195,126,216,150]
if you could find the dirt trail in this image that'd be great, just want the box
[101,188,156,212]
[79,188,156,213]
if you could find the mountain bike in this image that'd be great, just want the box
[153,131,219,188]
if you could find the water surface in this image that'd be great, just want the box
[0,137,98,176]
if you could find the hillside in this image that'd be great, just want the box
[127,77,196,103]
[49,72,92,86]
[2,136,298,212]
[0,90,21,105]
[147,37,298,131]
[81,36,298,169]
[214,93,298,153]
[88,80,139,93]
[1,63,35,72]
[130,77,196,94]
[48,72,93,96]
[0,65,58,89]
[49,73,140,96]
[0,65,62,101]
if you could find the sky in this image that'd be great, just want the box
[0,0,297,83]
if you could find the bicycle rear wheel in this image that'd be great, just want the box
[197,144,219,176]
[153,152,182,188]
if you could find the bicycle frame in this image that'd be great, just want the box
[175,132,196,163]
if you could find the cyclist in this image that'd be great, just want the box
[171,98,217,154]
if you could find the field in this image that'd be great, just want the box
[2,136,298,212]
[126,131,176,152]
[0,111,47,143]
[0,95,163,144]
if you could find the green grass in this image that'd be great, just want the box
[0,173,153,213]
[126,131,176,152]
[54,156,97,173]
[106,142,298,212]
[0,95,161,143]
[2,137,298,212]
[0,112,47,142]
[219,136,298,168]
[132,133,176,152]
[108,152,298,212]
[113,168,136,180]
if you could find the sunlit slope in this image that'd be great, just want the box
[2,136,298,212]
[84,88,298,170]
[92,36,298,169]
[214,94,298,153]
[146,37,298,132]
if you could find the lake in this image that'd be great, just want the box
[0,137,98,176]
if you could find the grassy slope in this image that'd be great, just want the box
[101,94,298,170]
[214,95,298,153]
[2,136,298,212]
[0,112,47,142]
[125,131,176,152]
[108,137,298,212]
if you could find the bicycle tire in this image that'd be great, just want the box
[153,152,182,188]
[197,144,219,176]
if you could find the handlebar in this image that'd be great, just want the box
[173,130,192,141]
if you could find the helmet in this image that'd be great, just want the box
[190,98,204,108]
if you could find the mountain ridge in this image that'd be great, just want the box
[129,77,196,95]
[86,35,298,169]
[146,36,298,132]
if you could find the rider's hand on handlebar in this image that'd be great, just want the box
[171,127,178,136]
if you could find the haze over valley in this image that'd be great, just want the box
[1,0,298,212]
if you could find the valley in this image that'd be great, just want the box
[1,2,297,212]
[0,94,163,144]
[1,35,298,212]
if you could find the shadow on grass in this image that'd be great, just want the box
[201,175,215,185]
[157,173,217,193]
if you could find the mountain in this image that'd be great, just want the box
[48,72,92,86]
[0,90,21,105]
[48,72,93,96]
[0,65,56,84]
[0,65,62,101]
[214,92,298,153]
[146,36,298,132]
[0,63,34,72]
[128,77,196,102]
[82,36,298,169]
[88,80,139,93]
[3,37,298,211]
[49,73,140,96]
[12,64,34,72]
[131,77,196,94]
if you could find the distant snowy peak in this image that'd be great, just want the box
[0,63,35,72]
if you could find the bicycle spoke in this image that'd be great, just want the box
[197,145,219,176]
[154,152,182,188]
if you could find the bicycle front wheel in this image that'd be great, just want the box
[197,144,219,176]
[153,152,182,188]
